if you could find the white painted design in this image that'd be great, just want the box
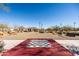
[27,40,51,48]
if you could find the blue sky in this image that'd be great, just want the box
[0,3,79,28]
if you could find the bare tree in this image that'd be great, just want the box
[0,24,9,32]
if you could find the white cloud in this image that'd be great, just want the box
[0,3,10,12]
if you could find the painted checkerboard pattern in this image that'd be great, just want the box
[27,40,51,48]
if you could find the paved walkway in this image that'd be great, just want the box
[0,32,79,56]
[2,38,74,56]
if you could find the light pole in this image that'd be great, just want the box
[60,23,63,34]
[73,22,76,37]
[39,22,41,29]
[39,22,43,29]
[74,22,76,32]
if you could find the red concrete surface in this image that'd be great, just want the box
[2,38,74,56]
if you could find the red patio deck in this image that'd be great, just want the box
[2,38,74,56]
